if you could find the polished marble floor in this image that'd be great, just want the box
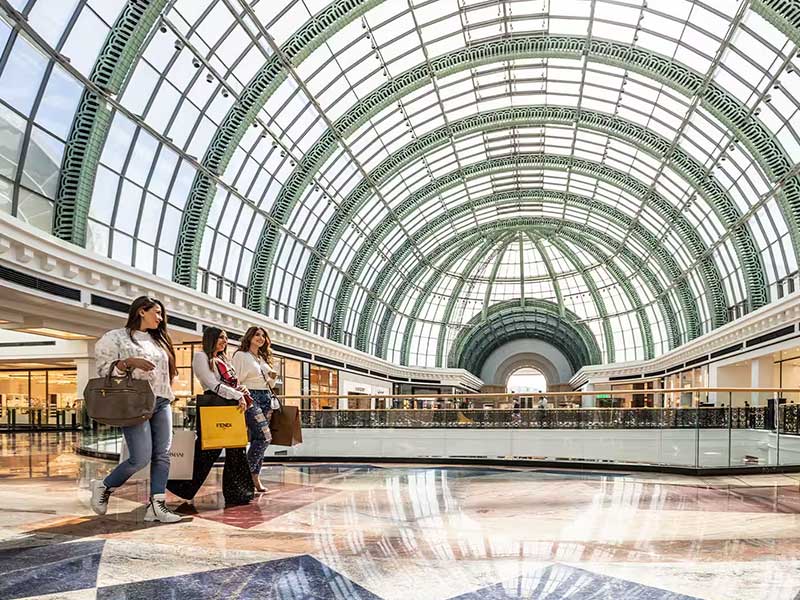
[1,433,800,599]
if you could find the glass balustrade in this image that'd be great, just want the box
[74,388,800,470]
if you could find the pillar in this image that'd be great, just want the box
[751,355,776,406]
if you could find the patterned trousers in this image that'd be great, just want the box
[245,389,273,474]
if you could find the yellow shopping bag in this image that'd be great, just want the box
[198,405,248,450]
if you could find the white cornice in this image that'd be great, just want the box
[0,214,483,390]
[571,293,800,387]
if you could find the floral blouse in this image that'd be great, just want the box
[94,328,174,400]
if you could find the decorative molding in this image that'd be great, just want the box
[0,213,482,390]
[571,296,800,387]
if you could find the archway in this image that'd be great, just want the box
[507,367,548,395]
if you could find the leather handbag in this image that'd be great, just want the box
[83,362,156,427]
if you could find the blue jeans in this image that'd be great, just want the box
[245,389,273,474]
[104,397,172,495]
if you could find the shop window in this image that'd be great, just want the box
[310,364,338,410]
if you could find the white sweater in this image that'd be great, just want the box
[94,328,174,400]
[191,352,244,401]
[230,350,276,391]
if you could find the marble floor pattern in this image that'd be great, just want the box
[0,434,799,599]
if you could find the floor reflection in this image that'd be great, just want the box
[0,433,798,600]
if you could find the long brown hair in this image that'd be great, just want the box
[202,327,228,367]
[125,296,177,379]
[236,326,273,364]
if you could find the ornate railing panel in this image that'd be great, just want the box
[298,407,773,430]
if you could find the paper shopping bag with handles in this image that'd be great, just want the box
[119,429,195,480]
[269,405,303,446]
[198,404,248,450]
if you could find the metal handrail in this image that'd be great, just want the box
[277,387,799,401]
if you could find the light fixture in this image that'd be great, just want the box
[17,328,94,340]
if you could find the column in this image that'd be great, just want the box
[581,382,595,408]
[751,355,775,406]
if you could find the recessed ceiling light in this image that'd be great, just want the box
[17,328,94,340]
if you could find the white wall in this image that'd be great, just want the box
[267,427,800,468]
[480,339,573,385]
[0,329,91,362]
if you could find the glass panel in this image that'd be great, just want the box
[16,188,53,232]
[29,371,46,426]
[0,103,26,179]
[0,34,48,116]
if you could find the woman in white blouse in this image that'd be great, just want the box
[89,296,181,523]
[167,327,254,506]
[231,327,278,492]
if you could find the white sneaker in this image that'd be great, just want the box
[89,479,113,515]
[144,494,182,523]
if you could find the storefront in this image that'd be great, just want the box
[0,368,78,426]
[338,371,392,409]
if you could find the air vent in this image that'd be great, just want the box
[0,341,56,348]
[745,325,795,348]
[370,370,388,379]
[665,363,684,373]
[272,343,311,360]
[684,355,709,367]
[410,378,440,384]
[93,294,197,331]
[710,343,742,359]
[609,374,640,381]
[346,364,369,374]
[644,370,665,377]
[91,294,128,314]
[315,355,344,368]
[388,375,408,382]
[169,315,198,332]
[0,265,80,301]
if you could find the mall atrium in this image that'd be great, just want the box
[1,0,800,598]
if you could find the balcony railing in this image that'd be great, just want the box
[74,388,800,471]
[297,406,780,429]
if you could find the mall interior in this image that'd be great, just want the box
[3,0,800,598]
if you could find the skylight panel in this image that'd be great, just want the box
[674,44,712,74]
[592,21,636,44]
[680,25,721,58]
[270,3,311,46]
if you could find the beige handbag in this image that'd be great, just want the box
[83,362,155,427]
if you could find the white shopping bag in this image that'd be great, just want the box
[119,429,195,480]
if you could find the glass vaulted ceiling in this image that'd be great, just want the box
[0,0,799,368]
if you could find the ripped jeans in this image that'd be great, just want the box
[245,389,273,474]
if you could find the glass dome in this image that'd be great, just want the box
[0,0,798,369]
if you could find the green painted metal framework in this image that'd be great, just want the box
[359,215,684,364]
[247,34,800,318]
[172,0,382,289]
[297,106,766,333]
[328,153,729,353]
[52,0,169,245]
[7,0,798,374]
[448,298,602,376]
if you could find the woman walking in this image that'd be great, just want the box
[232,327,278,492]
[167,327,254,506]
[90,296,181,523]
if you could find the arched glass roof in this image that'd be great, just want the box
[0,0,799,369]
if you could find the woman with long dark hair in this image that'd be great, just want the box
[232,327,278,492]
[90,296,181,523]
[166,327,254,506]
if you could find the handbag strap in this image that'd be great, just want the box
[106,360,132,383]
